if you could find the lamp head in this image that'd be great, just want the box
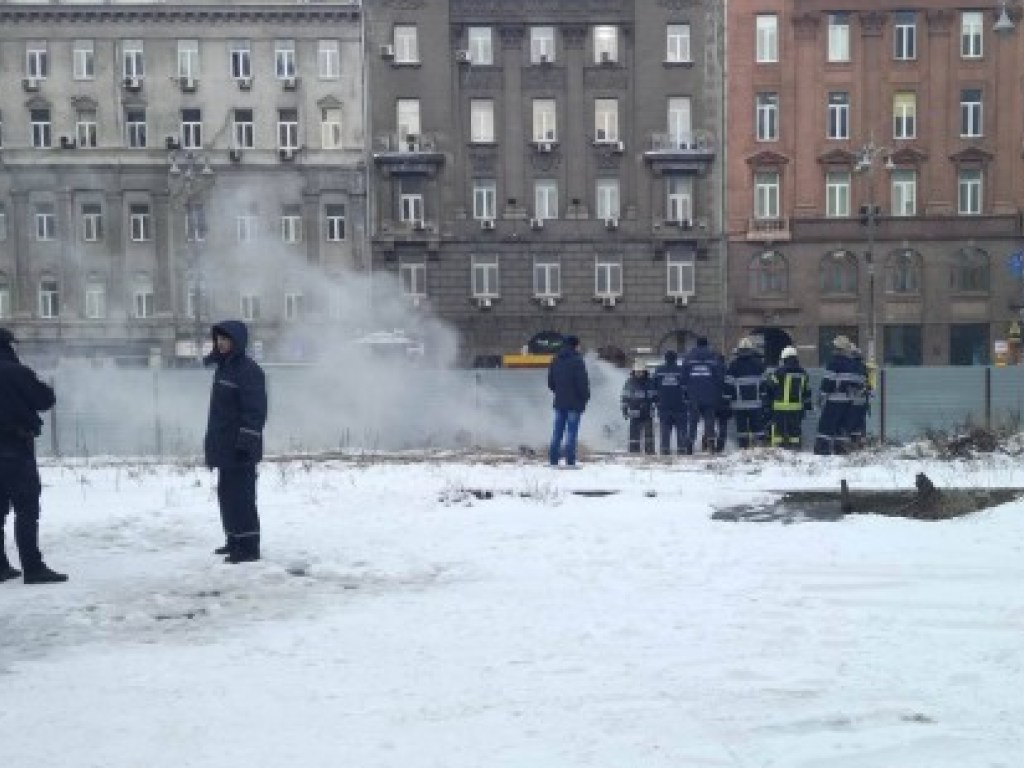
[994,3,1015,33]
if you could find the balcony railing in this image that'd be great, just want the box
[646,130,715,154]
[746,217,791,242]
[373,132,442,154]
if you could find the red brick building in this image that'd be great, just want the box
[726,0,1024,365]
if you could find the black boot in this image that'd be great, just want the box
[224,536,260,564]
[213,544,231,555]
[23,563,68,584]
[1,550,22,582]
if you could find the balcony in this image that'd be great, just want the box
[746,217,791,242]
[643,131,716,175]
[372,132,445,176]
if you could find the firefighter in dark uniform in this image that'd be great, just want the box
[682,337,725,454]
[724,337,768,449]
[652,349,687,455]
[620,359,657,454]
[766,345,812,449]
[814,335,858,455]
[845,346,870,448]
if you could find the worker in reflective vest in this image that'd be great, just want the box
[766,345,812,450]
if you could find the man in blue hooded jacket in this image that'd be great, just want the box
[204,321,267,563]
[547,335,590,467]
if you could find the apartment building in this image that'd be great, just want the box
[0,0,365,365]
[727,0,1024,366]
[366,0,726,364]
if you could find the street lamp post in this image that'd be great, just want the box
[167,150,215,365]
[855,140,893,368]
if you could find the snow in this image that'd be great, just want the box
[2,450,1023,767]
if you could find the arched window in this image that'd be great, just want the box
[949,246,989,293]
[884,248,920,294]
[819,249,858,294]
[748,250,788,296]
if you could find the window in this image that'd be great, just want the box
[958,168,982,214]
[893,92,916,139]
[81,203,103,242]
[231,41,252,79]
[531,27,555,63]
[532,99,557,142]
[893,11,916,60]
[961,89,983,137]
[281,206,303,243]
[178,39,199,79]
[237,213,258,242]
[123,40,144,79]
[667,249,696,296]
[950,247,989,292]
[666,24,691,63]
[468,27,493,65]
[825,170,851,217]
[125,109,146,148]
[234,109,254,148]
[0,274,9,319]
[31,109,51,149]
[275,40,296,79]
[533,257,561,297]
[278,108,299,150]
[470,99,495,143]
[667,97,692,148]
[399,259,426,297]
[827,92,850,140]
[596,179,620,220]
[820,250,858,294]
[73,40,94,80]
[185,203,206,242]
[322,108,342,149]
[755,15,778,63]
[26,41,48,79]
[754,171,780,219]
[181,108,202,149]
[594,25,618,63]
[961,11,983,58]
[284,292,304,322]
[472,254,499,297]
[325,204,346,241]
[749,250,788,296]
[534,179,558,220]
[473,179,497,220]
[827,13,850,62]
[399,184,424,225]
[885,248,920,293]
[318,40,340,79]
[85,277,106,320]
[595,258,623,296]
[130,203,151,242]
[35,203,56,241]
[667,176,692,223]
[397,99,421,147]
[883,325,922,366]
[133,274,154,319]
[594,99,619,142]
[891,169,916,216]
[394,26,418,63]
[0,111,3,149]
[38,277,59,319]
[76,109,97,148]
[755,92,778,141]
[241,293,261,322]
[0,205,6,241]
[950,324,989,365]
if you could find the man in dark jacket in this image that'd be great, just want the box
[204,321,267,563]
[652,349,687,454]
[547,335,590,467]
[724,338,768,449]
[0,328,66,584]
[682,336,725,454]
[766,345,812,449]
[620,359,657,454]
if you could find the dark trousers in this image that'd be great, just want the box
[733,409,765,449]
[771,410,804,449]
[814,401,850,455]
[0,456,43,570]
[686,404,717,453]
[217,464,260,557]
[627,417,655,454]
[659,411,687,454]
[713,411,730,452]
[845,402,868,445]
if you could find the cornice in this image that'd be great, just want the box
[0,3,360,25]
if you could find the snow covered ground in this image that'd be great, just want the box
[2,450,1023,767]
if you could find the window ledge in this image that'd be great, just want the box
[663,60,694,68]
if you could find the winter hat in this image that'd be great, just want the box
[564,335,580,349]
[664,349,678,363]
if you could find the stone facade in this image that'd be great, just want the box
[726,0,1024,366]
[0,0,365,365]
[366,0,727,364]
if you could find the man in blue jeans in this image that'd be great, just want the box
[547,335,590,467]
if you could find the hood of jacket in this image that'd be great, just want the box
[205,320,249,365]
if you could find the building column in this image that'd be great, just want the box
[500,25,525,217]
[563,25,588,210]
[11,190,33,317]
[925,9,953,214]
[992,17,1017,214]
[857,11,886,141]
[105,190,126,318]
[792,14,821,219]
[153,191,172,315]
[57,189,79,318]
[303,189,321,265]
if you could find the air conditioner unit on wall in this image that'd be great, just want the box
[279,148,296,161]
[604,218,618,230]
[22,77,40,92]
[180,77,197,92]
[283,76,298,90]
[601,296,617,308]
[476,297,492,309]
[60,135,76,149]
[238,76,252,90]
[537,142,553,153]
[229,148,242,162]
[455,50,471,64]
[612,140,625,154]
[673,294,688,307]
[529,218,544,230]
[123,77,142,91]
[480,219,496,230]
[380,44,395,59]
[540,297,557,308]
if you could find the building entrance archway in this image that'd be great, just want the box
[656,328,696,355]
[749,327,793,366]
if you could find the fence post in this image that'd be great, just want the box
[878,368,886,444]
[984,366,992,431]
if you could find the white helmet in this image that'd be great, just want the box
[632,358,647,373]
[737,337,755,350]
[780,346,798,360]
